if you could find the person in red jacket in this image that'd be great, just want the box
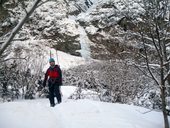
[43,58,62,107]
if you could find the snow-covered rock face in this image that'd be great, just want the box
[0,0,145,61]
[76,0,145,59]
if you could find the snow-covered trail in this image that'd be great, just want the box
[0,86,165,128]
[0,99,63,128]
[0,86,76,128]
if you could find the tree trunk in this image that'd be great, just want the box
[161,87,169,128]
[160,59,169,128]
[167,79,170,96]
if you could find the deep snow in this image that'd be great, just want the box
[0,86,165,128]
[0,1,167,128]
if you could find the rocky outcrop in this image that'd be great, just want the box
[0,0,145,60]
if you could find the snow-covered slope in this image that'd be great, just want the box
[0,86,164,128]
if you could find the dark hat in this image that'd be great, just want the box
[49,58,55,63]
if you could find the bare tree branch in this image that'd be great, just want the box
[0,41,4,44]
[149,29,162,59]
[0,57,27,63]
[155,23,163,57]
[142,34,159,86]
[63,0,69,6]
[132,63,153,79]
[36,0,48,8]
[0,0,42,56]
[74,3,86,12]
[163,61,170,66]
[20,1,28,14]
[0,37,29,43]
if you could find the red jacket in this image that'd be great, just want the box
[43,65,62,86]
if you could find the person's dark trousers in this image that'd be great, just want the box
[48,83,62,106]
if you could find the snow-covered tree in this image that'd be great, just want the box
[64,60,153,106]
[136,0,170,127]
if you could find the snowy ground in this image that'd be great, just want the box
[0,86,165,128]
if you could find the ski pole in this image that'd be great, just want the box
[50,50,52,58]
[56,50,59,65]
